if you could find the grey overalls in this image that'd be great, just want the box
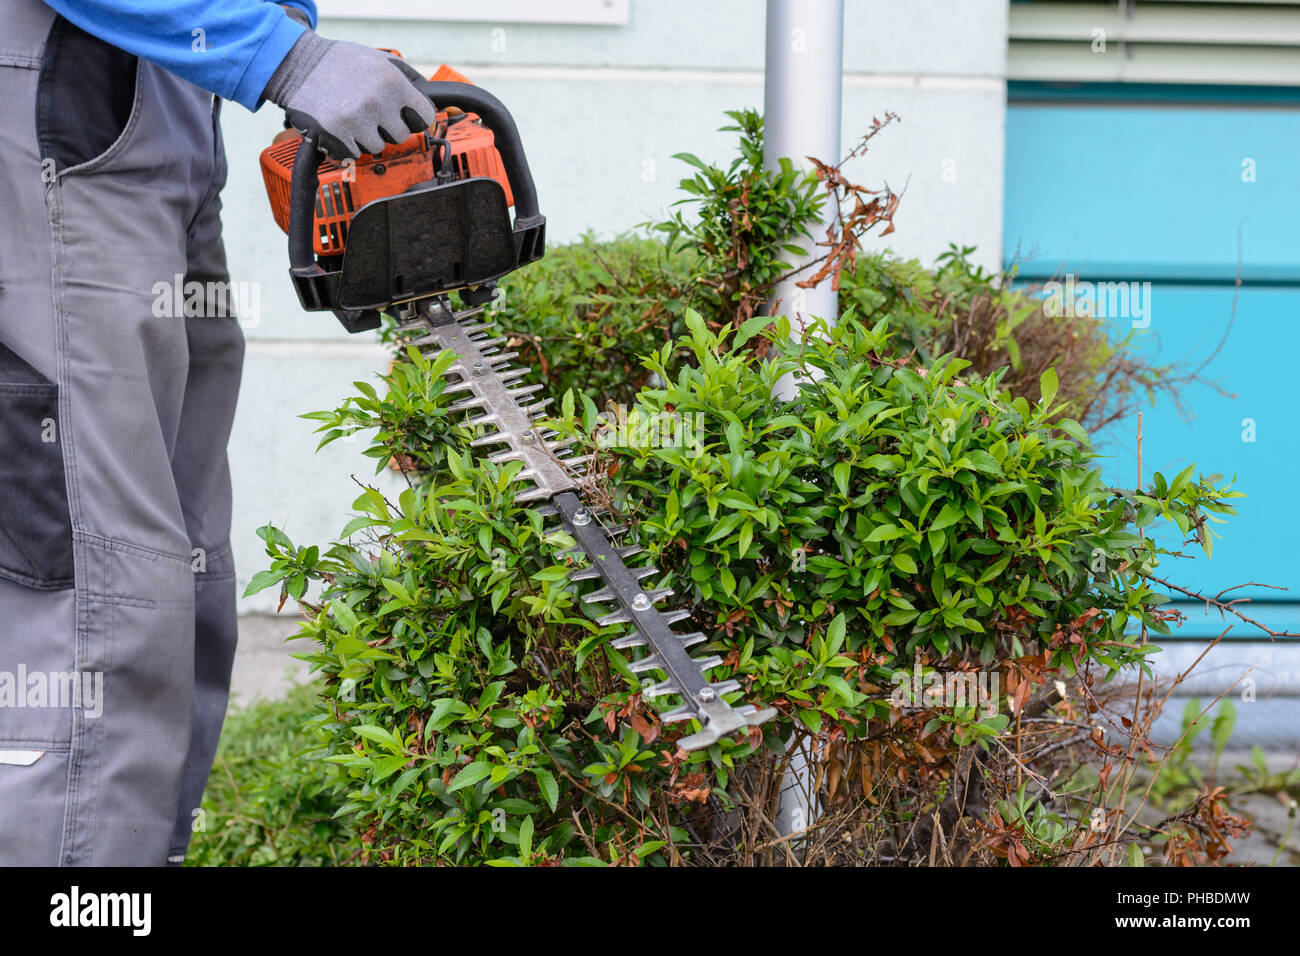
[0,0,243,865]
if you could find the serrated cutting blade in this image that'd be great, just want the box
[408,298,776,750]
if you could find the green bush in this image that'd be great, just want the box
[235,110,1239,866]
[246,307,1235,865]
[427,110,1168,434]
[387,108,822,408]
[462,234,693,405]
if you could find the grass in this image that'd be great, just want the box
[186,681,361,867]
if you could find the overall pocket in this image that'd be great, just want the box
[36,15,140,173]
[0,342,73,589]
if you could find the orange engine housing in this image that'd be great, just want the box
[260,65,514,258]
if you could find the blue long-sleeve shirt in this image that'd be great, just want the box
[42,0,318,110]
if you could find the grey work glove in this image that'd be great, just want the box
[262,31,436,161]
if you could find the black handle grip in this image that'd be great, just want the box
[288,136,379,330]
[288,138,328,273]
[287,78,543,275]
[414,80,542,223]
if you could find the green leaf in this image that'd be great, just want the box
[330,600,361,633]
[883,609,919,626]
[243,569,283,597]
[737,521,754,557]
[892,553,918,574]
[448,761,494,792]
[834,461,851,497]
[354,724,404,754]
[1039,366,1058,407]
[733,313,772,348]
[519,815,534,860]
[962,450,1002,476]
[684,308,709,343]
[822,674,856,704]
[533,768,559,812]
[930,501,963,532]
[532,566,570,583]
[381,578,413,604]
[1210,698,1237,756]
[826,613,847,654]
[340,515,384,537]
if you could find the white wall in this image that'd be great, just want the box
[225,0,1009,612]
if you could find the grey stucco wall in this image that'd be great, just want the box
[226,0,1009,612]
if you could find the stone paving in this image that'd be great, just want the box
[229,612,314,705]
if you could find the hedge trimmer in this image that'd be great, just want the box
[260,63,774,750]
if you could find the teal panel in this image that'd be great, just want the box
[1088,284,1299,602]
[1006,104,1300,282]
[1006,101,1300,627]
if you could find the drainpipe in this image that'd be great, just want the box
[764,0,844,401]
[763,0,845,839]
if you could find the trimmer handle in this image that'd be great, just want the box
[287,81,545,275]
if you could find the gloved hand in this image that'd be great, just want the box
[262,28,436,161]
